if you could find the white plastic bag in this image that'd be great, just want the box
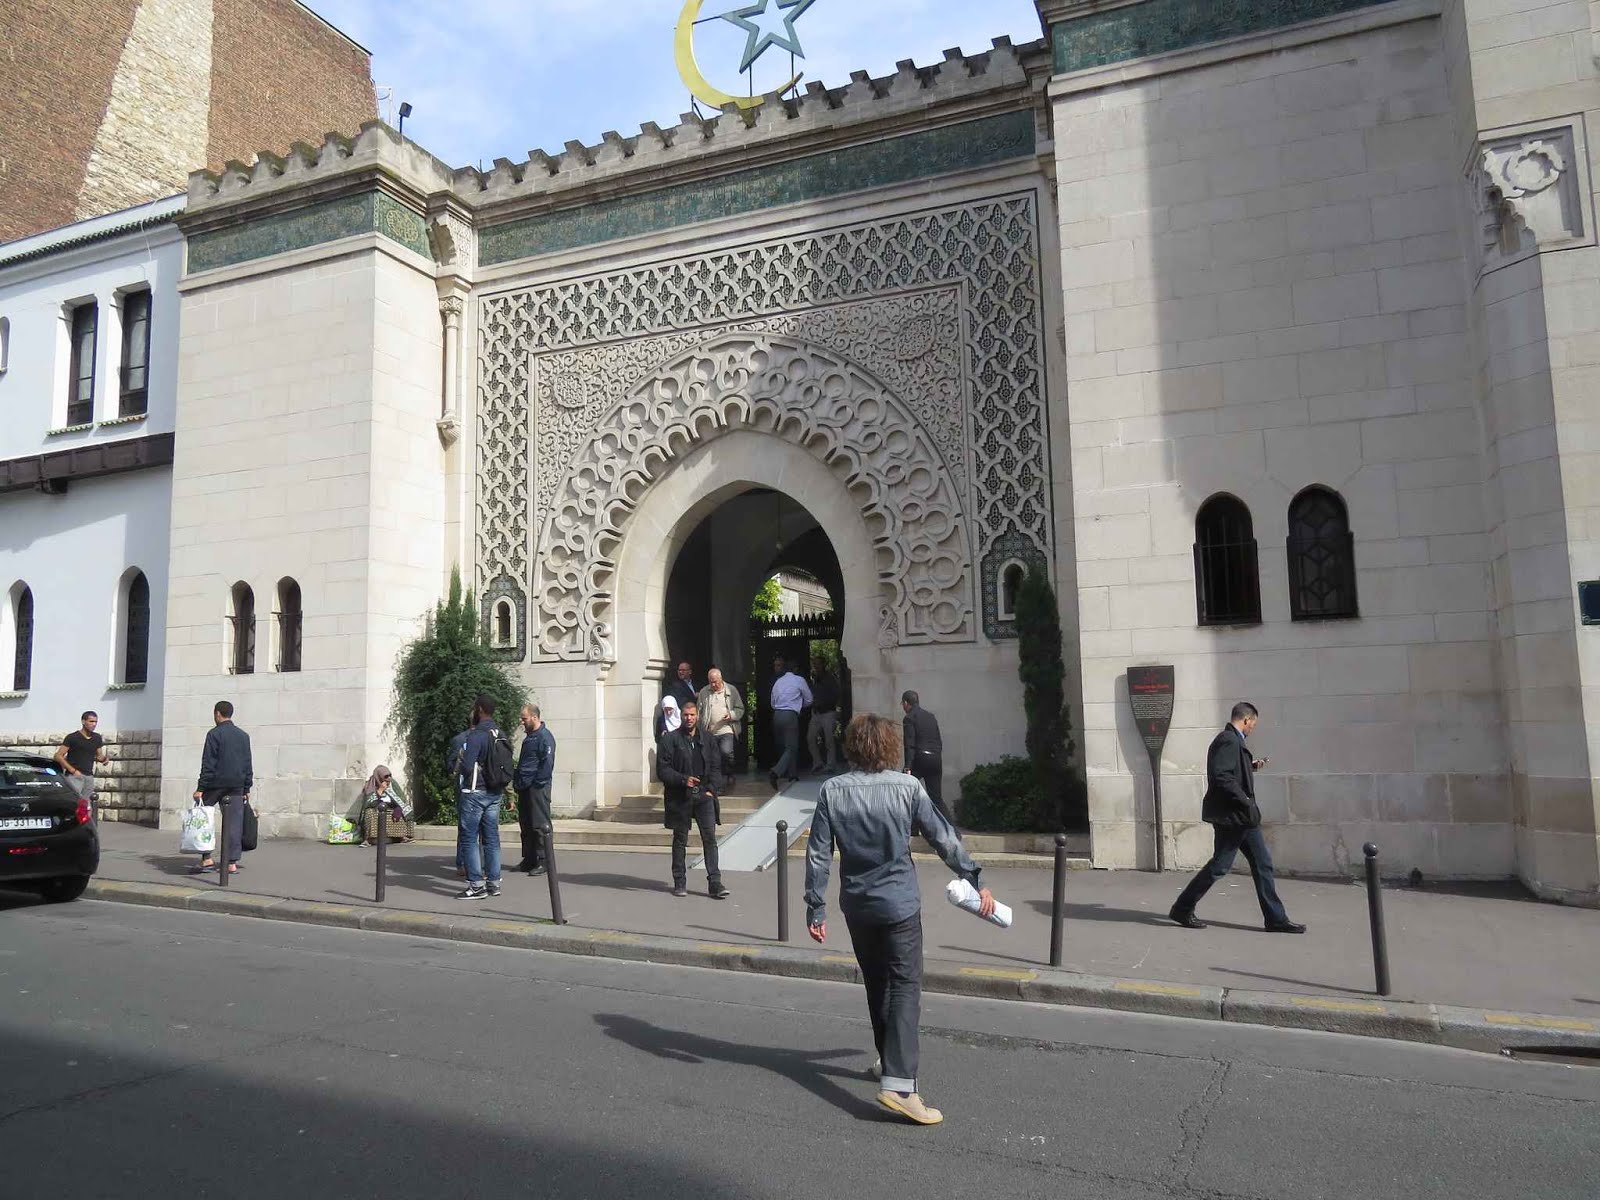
[946,878,1013,929]
[180,803,217,854]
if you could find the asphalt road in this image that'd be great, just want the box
[1,896,1597,1200]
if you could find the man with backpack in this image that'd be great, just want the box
[449,695,514,900]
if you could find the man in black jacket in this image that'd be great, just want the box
[657,700,729,900]
[191,700,252,876]
[1169,702,1304,933]
[901,691,950,823]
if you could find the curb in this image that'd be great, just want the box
[81,880,1600,1054]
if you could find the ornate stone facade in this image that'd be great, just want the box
[477,193,1051,651]
[537,333,971,661]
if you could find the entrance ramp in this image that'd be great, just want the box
[692,777,822,873]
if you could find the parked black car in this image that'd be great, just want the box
[0,750,99,902]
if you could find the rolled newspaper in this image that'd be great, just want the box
[946,878,1013,929]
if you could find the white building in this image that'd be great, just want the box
[0,196,185,823]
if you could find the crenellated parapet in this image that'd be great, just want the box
[463,36,1045,211]
[178,37,1050,274]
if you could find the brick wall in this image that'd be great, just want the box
[0,0,374,243]
[0,0,140,242]
[207,0,377,171]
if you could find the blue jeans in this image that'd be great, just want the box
[457,790,502,886]
[1172,824,1290,926]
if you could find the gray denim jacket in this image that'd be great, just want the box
[804,769,981,928]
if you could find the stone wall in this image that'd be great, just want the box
[2,731,161,825]
[1049,4,1515,879]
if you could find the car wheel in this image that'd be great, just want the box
[38,876,90,903]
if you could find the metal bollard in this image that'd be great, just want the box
[540,827,566,925]
[776,819,790,942]
[374,799,387,904]
[218,800,229,889]
[1049,833,1067,967]
[1363,843,1391,996]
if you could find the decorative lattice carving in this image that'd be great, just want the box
[536,334,972,661]
[476,194,1049,648]
[530,290,965,518]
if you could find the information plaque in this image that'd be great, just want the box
[1126,665,1175,871]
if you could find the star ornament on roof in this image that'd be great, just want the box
[718,0,820,74]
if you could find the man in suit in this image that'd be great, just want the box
[667,660,699,713]
[1169,702,1305,933]
[901,691,950,824]
[657,700,729,900]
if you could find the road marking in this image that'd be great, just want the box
[1288,997,1386,1014]
[821,954,856,965]
[959,967,1037,982]
[588,930,643,944]
[1114,981,1203,997]
[1484,1012,1597,1032]
[695,943,751,955]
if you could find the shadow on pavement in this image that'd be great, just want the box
[594,1012,891,1123]
[0,1025,745,1200]
[138,852,213,878]
[1025,898,1175,928]
[560,871,675,893]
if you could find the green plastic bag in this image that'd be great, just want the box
[326,815,359,845]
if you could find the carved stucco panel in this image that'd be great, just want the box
[535,334,972,661]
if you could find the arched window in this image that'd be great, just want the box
[229,582,256,675]
[8,583,32,691]
[1194,495,1261,626]
[122,570,150,685]
[1287,486,1358,620]
[493,599,513,647]
[275,578,302,673]
[998,561,1027,621]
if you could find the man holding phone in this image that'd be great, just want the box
[1169,701,1304,933]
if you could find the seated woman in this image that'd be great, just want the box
[360,765,414,845]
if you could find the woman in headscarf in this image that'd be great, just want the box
[359,765,413,844]
[654,693,682,747]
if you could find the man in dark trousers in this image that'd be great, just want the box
[657,699,729,900]
[901,691,949,824]
[1169,702,1305,933]
[514,703,556,876]
[190,700,252,876]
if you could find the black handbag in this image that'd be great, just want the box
[241,801,259,852]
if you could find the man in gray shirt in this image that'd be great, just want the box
[805,713,993,1127]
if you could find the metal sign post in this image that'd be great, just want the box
[1126,665,1175,872]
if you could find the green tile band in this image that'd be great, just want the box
[188,191,431,273]
[1052,0,1386,75]
[478,109,1037,267]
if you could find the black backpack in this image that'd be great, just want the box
[480,729,516,793]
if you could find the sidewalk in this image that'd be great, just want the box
[92,824,1600,1022]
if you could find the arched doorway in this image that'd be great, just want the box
[662,490,848,775]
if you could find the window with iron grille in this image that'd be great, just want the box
[66,303,97,426]
[119,290,152,417]
[11,585,32,691]
[230,582,256,675]
[1194,495,1261,626]
[124,571,150,685]
[275,578,302,673]
[1288,486,1358,620]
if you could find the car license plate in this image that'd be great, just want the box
[0,817,51,830]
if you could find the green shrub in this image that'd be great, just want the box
[956,756,1039,832]
[386,569,528,824]
[1016,568,1088,831]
